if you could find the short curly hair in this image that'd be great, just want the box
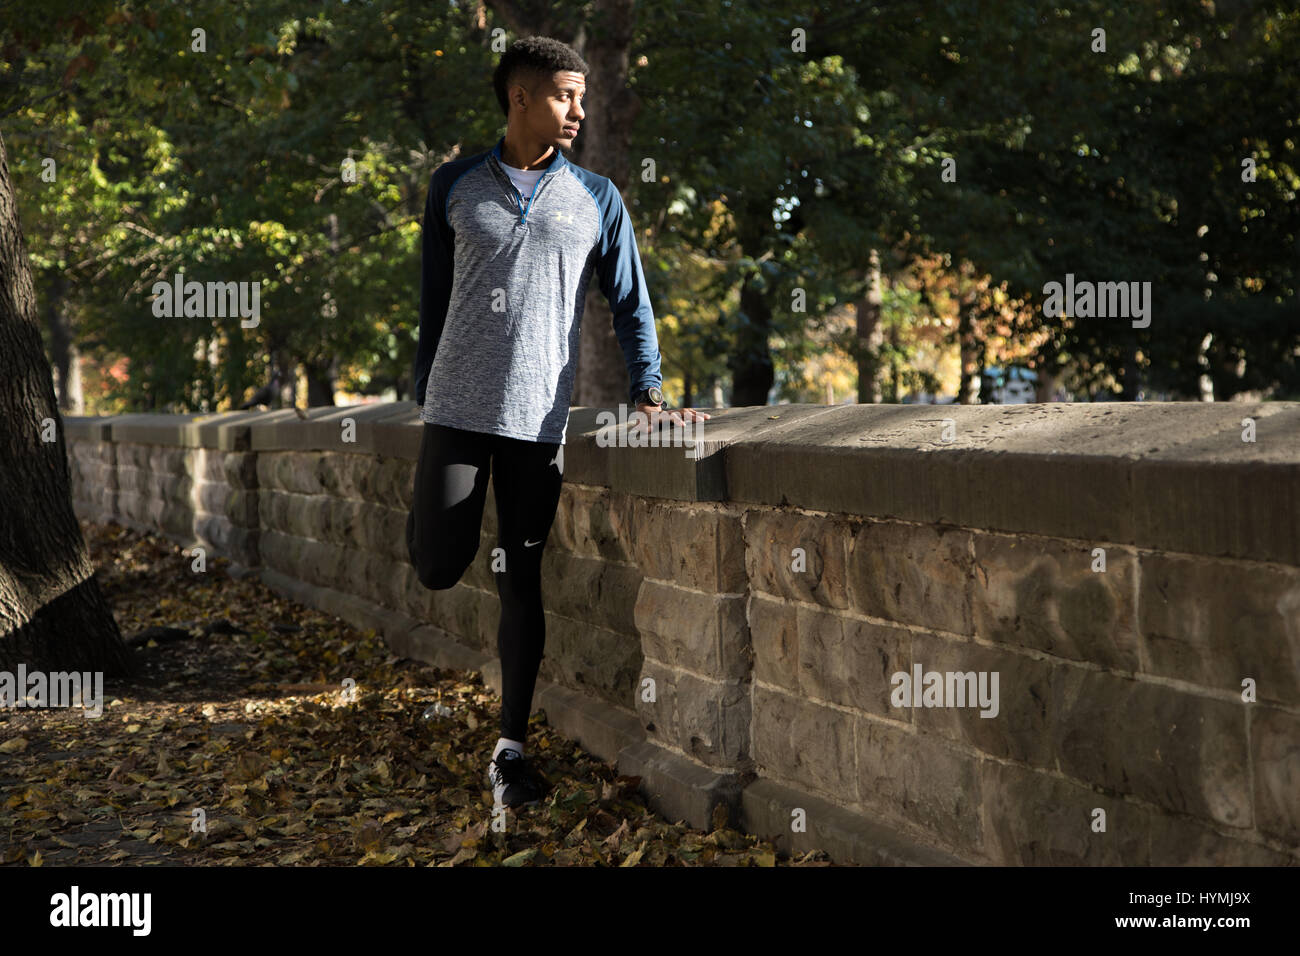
[493,36,590,119]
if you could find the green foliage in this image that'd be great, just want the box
[4,0,1296,409]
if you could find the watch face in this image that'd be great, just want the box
[648,386,663,405]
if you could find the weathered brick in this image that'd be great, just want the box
[225,487,258,527]
[1252,706,1300,845]
[745,509,851,608]
[634,580,750,680]
[551,485,630,562]
[537,612,642,707]
[909,632,1054,767]
[979,759,1148,865]
[854,716,983,854]
[1052,667,1251,828]
[752,685,855,802]
[423,584,497,652]
[633,659,749,769]
[222,450,258,489]
[543,551,640,637]
[796,605,910,716]
[848,520,973,635]
[1147,817,1297,865]
[749,593,798,691]
[971,532,1139,670]
[621,498,746,592]
[1139,553,1300,706]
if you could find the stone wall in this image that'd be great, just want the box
[63,401,1300,866]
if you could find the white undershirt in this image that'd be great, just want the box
[500,161,545,209]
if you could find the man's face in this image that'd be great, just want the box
[519,70,586,147]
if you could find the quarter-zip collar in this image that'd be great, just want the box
[490,136,567,225]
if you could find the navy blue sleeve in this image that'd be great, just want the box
[593,179,663,406]
[412,168,455,404]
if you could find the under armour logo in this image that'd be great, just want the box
[554,212,573,224]
[524,538,542,548]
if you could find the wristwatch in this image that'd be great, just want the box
[633,385,664,408]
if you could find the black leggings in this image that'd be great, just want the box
[405,422,564,742]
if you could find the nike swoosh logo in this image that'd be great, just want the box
[524,539,542,548]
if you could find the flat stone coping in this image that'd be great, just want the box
[62,401,1300,564]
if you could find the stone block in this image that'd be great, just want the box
[908,632,1054,767]
[1051,666,1250,828]
[1251,706,1300,846]
[536,612,642,707]
[1139,553,1300,706]
[971,532,1139,671]
[621,498,747,592]
[745,509,851,608]
[542,551,640,637]
[979,759,1148,865]
[751,684,856,802]
[749,593,799,692]
[634,580,750,680]
[848,520,973,635]
[854,715,984,855]
[796,605,910,716]
[635,661,750,770]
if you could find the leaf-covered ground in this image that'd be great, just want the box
[0,520,834,867]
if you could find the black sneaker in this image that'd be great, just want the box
[486,748,549,808]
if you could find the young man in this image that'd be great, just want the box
[406,36,709,809]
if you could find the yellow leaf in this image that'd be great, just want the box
[620,841,646,867]
[0,737,28,753]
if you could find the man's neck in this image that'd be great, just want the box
[500,132,555,170]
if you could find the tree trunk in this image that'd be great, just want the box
[1034,367,1061,403]
[1120,349,1142,401]
[46,273,83,413]
[884,316,901,404]
[272,349,294,410]
[958,305,981,404]
[855,250,884,403]
[729,278,775,406]
[305,356,337,407]
[0,130,132,675]
[309,212,339,407]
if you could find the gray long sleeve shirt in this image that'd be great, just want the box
[412,135,663,444]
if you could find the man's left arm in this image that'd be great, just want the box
[593,182,710,428]
[593,183,663,408]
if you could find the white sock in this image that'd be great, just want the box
[493,737,525,761]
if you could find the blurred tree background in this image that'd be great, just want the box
[2,0,1296,413]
